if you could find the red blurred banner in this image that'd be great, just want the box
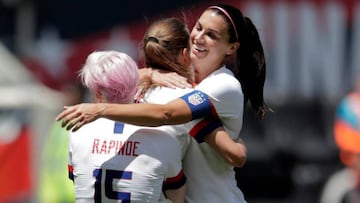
[0,126,32,202]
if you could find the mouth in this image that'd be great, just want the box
[193,44,207,52]
[191,44,208,57]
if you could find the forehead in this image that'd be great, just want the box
[198,10,228,32]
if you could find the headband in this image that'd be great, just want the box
[208,6,239,40]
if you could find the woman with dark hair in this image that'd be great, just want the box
[57,4,269,202]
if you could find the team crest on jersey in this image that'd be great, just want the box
[187,92,206,106]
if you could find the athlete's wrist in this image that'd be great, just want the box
[96,103,107,118]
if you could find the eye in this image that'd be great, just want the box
[206,31,219,40]
[195,22,202,31]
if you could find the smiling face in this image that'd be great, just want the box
[190,9,239,83]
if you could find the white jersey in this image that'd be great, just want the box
[182,67,246,203]
[68,118,184,203]
[143,86,193,158]
[145,66,246,203]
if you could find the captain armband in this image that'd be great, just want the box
[179,90,213,120]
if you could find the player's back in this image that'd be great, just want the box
[68,118,182,203]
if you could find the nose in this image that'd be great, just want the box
[194,31,205,44]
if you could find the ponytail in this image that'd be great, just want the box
[237,17,269,119]
[141,18,193,83]
[208,4,270,119]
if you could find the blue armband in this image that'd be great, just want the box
[180,90,212,120]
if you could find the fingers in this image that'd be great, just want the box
[72,120,85,132]
[152,70,192,88]
[174,78,192,88]
[65,115,83,131]
[170,74,192,88]
[162,76,191,88]
[55,105,83,131]
[56,106,73,121]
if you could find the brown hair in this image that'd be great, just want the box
[141,17,193,83]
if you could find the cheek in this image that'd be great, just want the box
[211,44,228,56]
[190,30,196,43]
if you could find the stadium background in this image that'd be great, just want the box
[1,0,359,202]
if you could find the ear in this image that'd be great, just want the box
[179,48,190,65]
[226,42,240,56]
[94,90,103,102]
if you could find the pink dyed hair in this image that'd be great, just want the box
[79,51,139,103]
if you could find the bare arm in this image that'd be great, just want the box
[204,127,247,168]
[56,90,247,167]
[58,68,191,131]
[138,68,191,89]
[164,185,185,203]
[56,98,192,131]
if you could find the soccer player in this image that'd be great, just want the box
[58,4,268,202]
[320,91,360,203]
[68,50,186,203]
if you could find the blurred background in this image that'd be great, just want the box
[1,0,359,202]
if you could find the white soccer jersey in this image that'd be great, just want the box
[68,118,184,203]
[143,86,193,158]
[182,66,246,203]
[144,66,246,202]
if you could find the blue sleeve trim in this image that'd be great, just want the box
[114,122,125,134]
[163,170,186,190]
[163,176,186,191]
[190,118,223,143]
[68,171,74,181]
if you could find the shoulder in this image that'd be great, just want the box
[69,118,115,137]
[202,67,239,85]
[195,67,242,98]
[196,81,242,103]
[132,126,172,138]
[136,126,180,144]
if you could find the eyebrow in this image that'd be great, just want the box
[197,21,222,37]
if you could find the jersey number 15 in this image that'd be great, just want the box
[93,169,132,203]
